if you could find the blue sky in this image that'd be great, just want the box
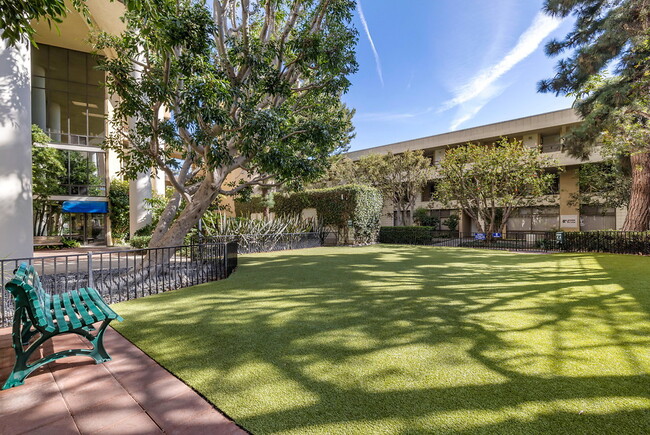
[344,0,576,152]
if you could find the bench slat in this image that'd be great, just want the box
[78,288,106,322]
[70,290,96,325]
[41,293,57,333]
[85,288,122,321]
[51,295,70,332]
[61,293,83,329]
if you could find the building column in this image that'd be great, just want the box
[0,38,33,259]
[129,171,152,237]
[559,166,580,231]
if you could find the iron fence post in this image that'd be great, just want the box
[87,251,95,289]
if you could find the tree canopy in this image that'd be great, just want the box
[436,138,556,235]
[539,0,650,120]
[0,0,88,47]
[97,0,358,248]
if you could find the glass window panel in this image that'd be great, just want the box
[68,151,89,186]
[48,46,68,80]
[69,99,88,137]
[68,51,87,83]
[46,90,69,140]
[87,84,104,98]
[87,94,105,135]
[45,78,67,92]
[32,45,48,75]
[87,56,105,85]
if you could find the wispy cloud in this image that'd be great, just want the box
[357,106,435,122]
[357,1,384,87]
[441,11,562,129]
[449,84,506,131]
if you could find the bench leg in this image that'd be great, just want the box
[86,319,112,363]
[2,319,115,390]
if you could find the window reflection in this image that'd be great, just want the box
[31,45,106,145]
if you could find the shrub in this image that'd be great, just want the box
[275,185,383,244]
[234,195,268,216]
[129,235,152,249]
[414,207,440,228]
[61,237,81,249]
[443,214,459,231]
[109,179,130,240]
[379,226,454,245]
[274,191,311,217]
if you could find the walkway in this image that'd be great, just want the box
[0,327,246,434]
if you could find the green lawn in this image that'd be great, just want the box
[112,245,650,434]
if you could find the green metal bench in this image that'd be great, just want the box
[2,263,123,389]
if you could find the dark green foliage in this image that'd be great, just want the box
[539,1,650,159]
[0,0,87,47]
[129,235,151,249]
[109,179,130,240]
[443,214,460,232]
[575,162,631,208]
[540,1,650,105]
[413,208,440,228]
[235,195,271,217]
[274,192,311,217]
[95,0,358,248]
[378,226,454,245]
[559,231,650,255]
[275,185,383,244]
[60,237,80,249]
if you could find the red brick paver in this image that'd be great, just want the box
[0,327,246,435]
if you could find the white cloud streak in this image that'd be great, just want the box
[357,1,384,87]
[441,11,563,128]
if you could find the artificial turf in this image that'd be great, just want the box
[112,245,650,434]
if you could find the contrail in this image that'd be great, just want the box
[357,1,384,87]
[442,12,562,114]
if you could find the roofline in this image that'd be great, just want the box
[346,108,581,159]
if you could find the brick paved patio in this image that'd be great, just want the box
[0,326,247,434]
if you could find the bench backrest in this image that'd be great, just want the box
[5,263,49,328]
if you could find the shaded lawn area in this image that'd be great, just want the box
[112,245,650,434]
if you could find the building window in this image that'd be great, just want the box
[31,45,106,147]
[541,133,562,153]
[421,181,437,202]
[580,206,616,231]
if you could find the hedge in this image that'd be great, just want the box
[234,195,268,216]
[379,226,456,245]
[275,185,383,245]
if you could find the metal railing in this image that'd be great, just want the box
[1,241,238,328]
[194,232,321,254]
[379,229,650,255]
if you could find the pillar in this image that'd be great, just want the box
[559,166,580,231]
[0,38,34,259]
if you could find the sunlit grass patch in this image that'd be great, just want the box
[113,245,650,434]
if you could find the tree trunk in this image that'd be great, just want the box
[622,152,650,231]
[149,180,220,249]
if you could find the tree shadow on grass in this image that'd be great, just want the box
[113,246,650,434]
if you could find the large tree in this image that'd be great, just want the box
[355,151,432,226]
[316,151,432,225]
[0,0,88,47]
[436,139,556,235]
[97,0,357,248]
[539,0,650,230]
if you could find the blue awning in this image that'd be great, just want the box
[62,201,108,213]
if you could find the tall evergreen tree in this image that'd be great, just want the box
[539,0,650,230]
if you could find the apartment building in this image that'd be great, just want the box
[0,0,164,258]
[347,109,624,233]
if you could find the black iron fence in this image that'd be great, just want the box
[1,242,238,328]
[379,227,650,255]
[194,232,321,254]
